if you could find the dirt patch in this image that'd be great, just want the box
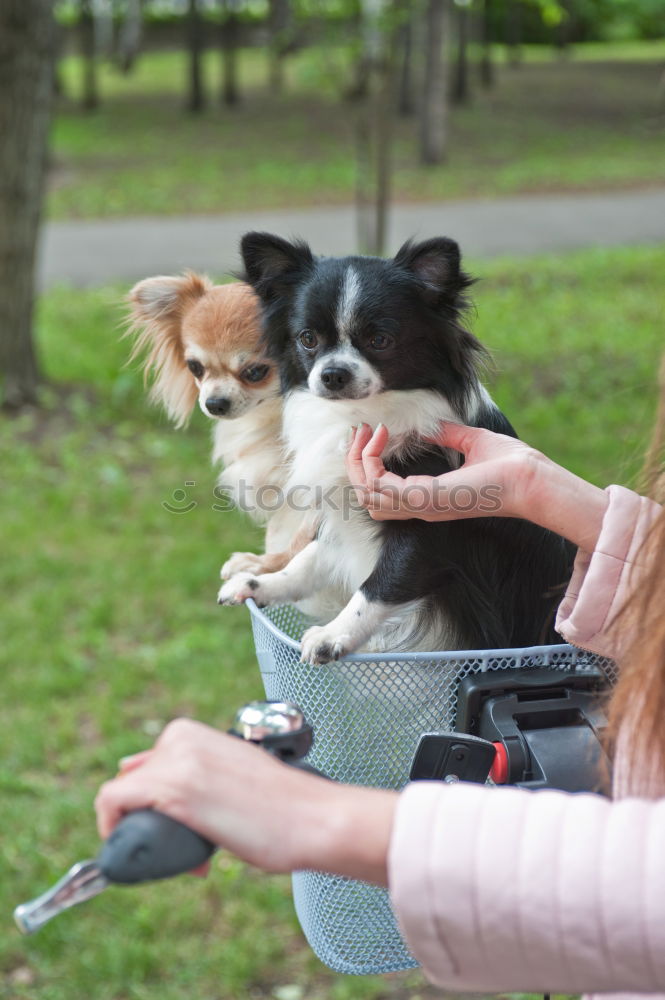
[2,381,100,446]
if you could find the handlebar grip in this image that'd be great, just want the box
[98,809,215,884]
[97,706,326,885]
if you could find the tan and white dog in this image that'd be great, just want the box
[127,272,311,578]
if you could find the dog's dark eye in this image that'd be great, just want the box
[187,359,204,378]
[369,333,391,351]
[299,330,318,350]
[242,364,270,383]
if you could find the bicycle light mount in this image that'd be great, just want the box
[410,667,610,793]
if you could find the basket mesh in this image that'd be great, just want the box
[247,599,617,976]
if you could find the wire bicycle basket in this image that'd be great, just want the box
[247,599,617,976]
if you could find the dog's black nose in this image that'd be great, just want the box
[321,366,352,390]
[206,396,231,416]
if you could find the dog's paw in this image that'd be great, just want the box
[220,551,266,580]
[217,572,264,607]
[300,625,353,665]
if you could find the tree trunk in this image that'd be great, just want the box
[397,11,416,115]
[554,0,572,60]
[479,0,494,89]
[419,0,450,165]
[117,0,143,74]
[268,0,291,95]
[344,3,371,102]
[220,0,241,106]
[451,3,469,105]
[93,0,114,57]
[505,0,523,68]
[52,18,66,98]
[0,0,55,410]
[345,54,371,102]
[355,2,401,256]
[372,44,397,256]
[186,0,206,112]
[80,0,98,110]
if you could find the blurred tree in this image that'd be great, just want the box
[344,0,372,101]
[79,0,99,108]
[479,0,659,46]
[219,0,242,105]
[186,0,207,111]
[268,0,294,92]
[420,0,450,164]
[397,3,417,115]
[355,0,405,255]
[94,0,115,55]
[484,0,659,68]
[451,0,470,104]
[0,0,55,410]
[505,0,523,65]
[117,0,144,73]
[479,0,495,88]
[53,16,67,97]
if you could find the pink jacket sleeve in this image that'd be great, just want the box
[389,781,665,993]
[555,484,662,658]
[388,485,665,992]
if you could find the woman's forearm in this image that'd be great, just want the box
[297,781,397,887]
[520,452,609,552]
[96,719,398,884]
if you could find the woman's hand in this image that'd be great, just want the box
[347,422,609,552]
[96,718,397,885]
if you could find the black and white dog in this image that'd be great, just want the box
[218,232,575,664]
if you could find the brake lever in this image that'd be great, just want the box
[14,701,322,934]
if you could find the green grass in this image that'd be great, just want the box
[496,38,665,62]
[474,247,665,485]
[48,42,665,219]
[1,244,664,999]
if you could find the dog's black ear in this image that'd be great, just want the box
[394,237,470,301]
[241,232,314,300]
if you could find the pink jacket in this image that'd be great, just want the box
[388,485,664,995]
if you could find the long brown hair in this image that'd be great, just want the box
[607,354,665,782]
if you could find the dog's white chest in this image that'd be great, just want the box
[281,388,459,594]
[212,398,287,523]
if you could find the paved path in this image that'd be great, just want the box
[39,187,665,288]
